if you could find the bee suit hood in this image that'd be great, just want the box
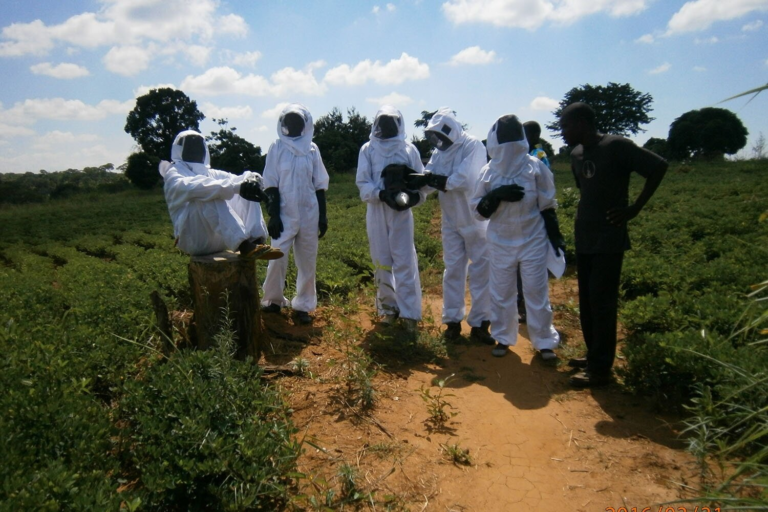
[485,115,532,179]
[370,105,407,158]
[277,104,314,156]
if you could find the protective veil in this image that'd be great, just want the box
[424,108,490,327]
[470,115,560,350]
[159,130,267,256]
[356,106,425,320]
[261,104,330,313]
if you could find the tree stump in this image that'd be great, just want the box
[188,252,262,361]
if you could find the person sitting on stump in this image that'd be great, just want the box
[260,104,330,326]
[159,129,283,260]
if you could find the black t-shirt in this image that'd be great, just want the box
[570,134,666,254]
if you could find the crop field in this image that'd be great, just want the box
[0,161,766,509]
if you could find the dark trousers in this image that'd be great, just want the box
[576,252,624,375]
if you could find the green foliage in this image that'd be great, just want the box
[124,87,205,160]
[207,118,265,174]
[313,107,371,173]
[668,107,749,160]
[420,374,459,429]
[643,137,670,160]
[547,82,655,137]
[0,165,131,205]
[125,151,161,190]
[118,324,300,510]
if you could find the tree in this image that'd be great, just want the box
[667,107,748,160]
[546,82,654,138]
[643,137,670,160]
[125,151,161,190]
[313,107,371,172]
[124,88,205,160]
[206,119,265,174]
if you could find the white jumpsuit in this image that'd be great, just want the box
[261,104,330,313]
[356,106,425,321]
[159,130,267,256]
[424,108,491,327]
[470,124,560,350]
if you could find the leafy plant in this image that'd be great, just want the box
[420,374,459,429]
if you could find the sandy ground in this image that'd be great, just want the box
[259,278,700,511]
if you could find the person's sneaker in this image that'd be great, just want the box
[470,320,496,345]
[379,313,397,325]
[293,310,312,325]
[539,349,558,361]
[443,322,462,340]
[253,244,284,260]
[569,370,611,388]
[491,343,508,357]
[262,303,281,314]
[567,357,588,369]
[401,318,418,332]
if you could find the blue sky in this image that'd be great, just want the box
[1,0,767,173]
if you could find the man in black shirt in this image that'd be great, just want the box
[560,102,667,387]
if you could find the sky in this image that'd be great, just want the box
[1,0,767,173]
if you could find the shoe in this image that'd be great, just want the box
[401,318,418,332]
[262,303,281,314]
[379,314,397,325]
[294,310,312,325]
[253,244,284,260]
[470,320,496,346]
[491,343,508,357]
[444,322,462,340]
[567,357,588,369]
[539,349,558,361]
[569,370,611,388]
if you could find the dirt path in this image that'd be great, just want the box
[261,279,698,511]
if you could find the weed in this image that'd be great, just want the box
[420,374,459,429]
[289,356,311,377]
[440,442,474,466]
[343,344,378,410]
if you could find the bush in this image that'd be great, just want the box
[125,152,161,190]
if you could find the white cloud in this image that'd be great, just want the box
[743,19,764,31]
[441,0,649,30]
[261,103,291,120]
[30,62,90,79]
[227,50,262,68]
[448,46,498,65]
[0,98,133,126]
[0,0,249,61]
[694,36,719,44]
[693,65,707,71]
[366,92,413,106]
[0,123,35,138]
[133,83,178,97]
[649,62,671,74]
[103,45,153,76]
[387,3,397,12]
[372,6,381,14]
[324,52,429,86]
[200,102,253,120]
[178,44,213,67]
[529,96,559,111]
[181,64,327,97]
[636,33,655,43]
[666,0,768,35]
[31,131,100,150]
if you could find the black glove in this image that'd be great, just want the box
[489,184,525,202]
[265,187,283,240]
[540,208,566,257]
[239,175,267,202]
[404,172,430,189]
[426,173,448,192]
[476,194,501,218]
[404,189,421,208]
[316,189,327,238]
[379,189,414,212]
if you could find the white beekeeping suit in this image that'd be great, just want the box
[470,115,560,353]
[261,104,329,318]
[356,105,425,325]
[423,108,491,340]
[159,130,268,256]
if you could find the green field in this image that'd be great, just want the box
[1,162,766,509]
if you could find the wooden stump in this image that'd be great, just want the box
[188,252,262,361]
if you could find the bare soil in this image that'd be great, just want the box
[259,277,700,511]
